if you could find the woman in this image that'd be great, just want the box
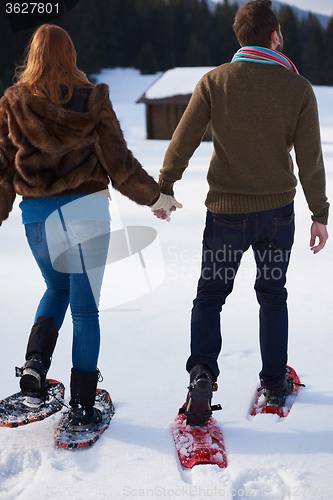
[0,24,163,429]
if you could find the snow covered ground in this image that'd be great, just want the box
[0,68,332,500]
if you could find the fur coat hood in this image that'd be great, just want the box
[0,83,159,222]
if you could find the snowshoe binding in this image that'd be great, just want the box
[18,356,48,399]
[260,367,304,407]
[262,377,294,407]
[180,364,221,427]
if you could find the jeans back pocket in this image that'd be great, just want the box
[25,222,43,246]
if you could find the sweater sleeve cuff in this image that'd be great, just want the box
[311,207,329,225]
[158,178,174,196]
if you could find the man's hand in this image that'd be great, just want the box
[310,222,328,254]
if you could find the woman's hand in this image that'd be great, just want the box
[150,193,183,222]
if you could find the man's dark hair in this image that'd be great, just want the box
[233,0,280,48]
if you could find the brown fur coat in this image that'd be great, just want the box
[0,83,159,222]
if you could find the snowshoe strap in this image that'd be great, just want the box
[257,381,306,393]
[178,403,222,415]
[51,390,70,410]
[211,404,222,411]
[97,368,104,383]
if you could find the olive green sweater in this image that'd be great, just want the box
[159,62,329,224]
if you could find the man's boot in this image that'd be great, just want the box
[184,364,214,427]
[263,375,294,407]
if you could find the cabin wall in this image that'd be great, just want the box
[146,104,212,141]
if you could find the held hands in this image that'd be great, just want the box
[150,193,183,222]
[310,222,328,254]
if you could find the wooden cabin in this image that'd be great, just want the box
[137,67,215,141]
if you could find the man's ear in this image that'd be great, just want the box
[270,30,280,49]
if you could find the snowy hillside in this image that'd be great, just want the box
[0,68,332,500]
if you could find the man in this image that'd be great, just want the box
[150,0,329,426]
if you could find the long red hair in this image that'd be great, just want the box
[15,24,93,105]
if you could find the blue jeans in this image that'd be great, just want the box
[25,218,110,373]
[187,203,295,389]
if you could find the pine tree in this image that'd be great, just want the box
[0,4,36,95]
[186,34,212,66]
[0,0,332,88]
[278,6,303,73]
[325,17,333,85]
[59,0,103,76]
[210,0,239,65]
[136,42,159,74]
[301,14,326,85]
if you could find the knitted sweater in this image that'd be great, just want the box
[159,62,329,224]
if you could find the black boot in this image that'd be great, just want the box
[68,368,102,431]
[263,376,294,407]
[184,364,214,427]
[20,316,58,398]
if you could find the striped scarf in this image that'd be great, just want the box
[231,46,299,74]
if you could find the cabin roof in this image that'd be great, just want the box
[137,67,216,104]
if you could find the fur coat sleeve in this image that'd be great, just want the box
[0,97,17,223]
[93,87,159,206]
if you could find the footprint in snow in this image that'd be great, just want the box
[0,443,42,499]
[231,467,297,499]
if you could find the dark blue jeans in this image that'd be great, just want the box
[25,219,110,373]
[187,203,295,389]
